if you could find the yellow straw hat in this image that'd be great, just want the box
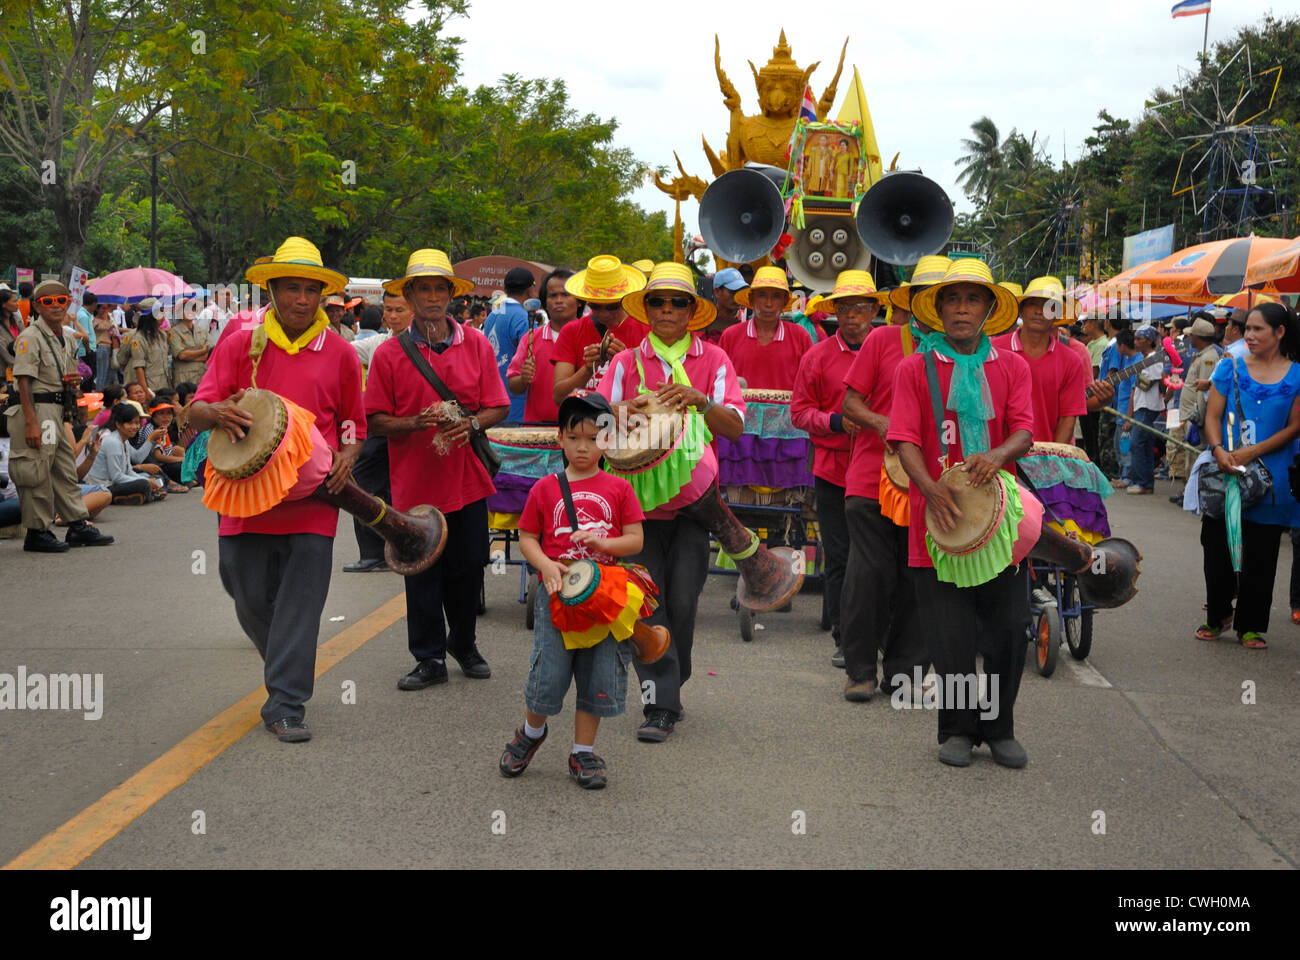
[246,237,349,295]
[888,255,951,311]
[910,259,1020,336]
[382,248,474,297]
[820,269,890,305]
[735,265,794,311]
[1018,275,1070,325]
[622,262,717,331]
[998,281,1024,299]
[564,255,647,303]
[631,259,656,276]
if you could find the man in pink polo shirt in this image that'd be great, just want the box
[597,263,745,743]
[993,276,1090,444]
[887,260,1035,769]
[791,270,878,674]
[189,237,365,743]
[551,256,647,403]
[719,266,812,390]
[366,249,510,692]
[506,268,576,424]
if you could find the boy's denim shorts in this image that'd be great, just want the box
[524,585,632,718]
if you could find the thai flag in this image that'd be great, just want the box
[786,85,818,160]
[1171,0,1210,18]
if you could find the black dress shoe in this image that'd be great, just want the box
[448,646,491,679]
[343,557,388,573]
[24,529,70,553]
[397,658,448,691]
[65,520,114,547]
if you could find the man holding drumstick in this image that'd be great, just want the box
[189,237,365,743]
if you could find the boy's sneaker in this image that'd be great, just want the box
[568,751,607,789]
[499,725,546,778]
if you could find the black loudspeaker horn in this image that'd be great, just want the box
[855,171,955,266]
[699,165,787,265]
[787,216,872,292]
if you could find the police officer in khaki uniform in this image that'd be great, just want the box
[6,280,114,552]
[168,304,212,386]
[126,299,171,395]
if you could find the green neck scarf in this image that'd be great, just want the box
[646,332,691,387]
[920,330,995,457]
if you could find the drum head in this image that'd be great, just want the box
[206,388,287,480]
[925,466,1004,555]
[603,396,685,472]
[883,450,909,491]
[559,559,600,606]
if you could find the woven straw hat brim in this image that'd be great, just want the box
[734,285,794,312]
[564,264,647,303]
[382,271,474,298]
[824,287,890,304]
[622,285,717,331]
[246,261,349,296]
[911,279,1020,336]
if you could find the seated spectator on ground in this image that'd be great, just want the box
[92,383,125,428]
[85,403,168,504]
[139,403,189,492]
[64,417,111,522]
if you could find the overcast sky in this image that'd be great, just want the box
[448,0,1284,243]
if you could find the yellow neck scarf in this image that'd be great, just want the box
[263,306,330,355]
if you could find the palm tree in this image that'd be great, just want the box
[955,117,1003,208]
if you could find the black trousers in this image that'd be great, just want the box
[1080,411,1101,465]
[109,477,154,504]
[351,436,390,562]
[1098,411,1118,478]
[841,496,927,687]
[629,513,710,720]
[218,533,334,724]
[814,477,849,643]
[1201,516,1284,634]
[404,497,489,661]
[1289,528,1300,611]
[913,563,1029,745]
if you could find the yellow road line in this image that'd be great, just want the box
[3,593,407,871]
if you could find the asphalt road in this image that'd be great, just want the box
[1,481,1296,869]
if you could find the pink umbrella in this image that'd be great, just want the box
[86,267,196,305]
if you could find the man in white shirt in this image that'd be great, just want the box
[1223,309,1250,359]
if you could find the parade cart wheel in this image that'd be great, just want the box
[1063,577,1093,660]
[478,582,487,616]
[525,577,537,630]
[1033,605,1060,678]
[739,603,757,642]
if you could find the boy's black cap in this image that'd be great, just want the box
[557,390,612,426]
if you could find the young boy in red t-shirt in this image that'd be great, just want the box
[500,391,645,789]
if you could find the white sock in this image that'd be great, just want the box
[571,743,593,755]
[524,720,546,740]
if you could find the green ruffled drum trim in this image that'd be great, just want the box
[926,472,1026,588]
[606,410,712,511]
[1019,454,1114,499]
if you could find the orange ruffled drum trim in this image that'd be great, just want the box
[550,563,651,650]
[202,397,317,518]
[878,465,910,527]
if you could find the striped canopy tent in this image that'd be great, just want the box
[1244,235,1300,294]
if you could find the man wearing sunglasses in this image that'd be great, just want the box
[551,256,647,404]
[5,280,114,552]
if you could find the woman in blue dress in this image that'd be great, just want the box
[1196,301,1300,649]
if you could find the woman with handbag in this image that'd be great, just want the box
[1196,302,1300,649]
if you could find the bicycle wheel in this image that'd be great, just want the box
[1034,605,1060,677]
[1063,577,1093,660]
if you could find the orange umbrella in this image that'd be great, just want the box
[1243,236,1300,293]
[1095,260,1160,300]
[1123,236,1289,303]
[1212,291,1278,310]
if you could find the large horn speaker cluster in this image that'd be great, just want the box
[698,165,955,286]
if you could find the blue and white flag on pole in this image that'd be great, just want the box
[1171,0,1210,18]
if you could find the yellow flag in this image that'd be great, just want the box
[835,66,884,188]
